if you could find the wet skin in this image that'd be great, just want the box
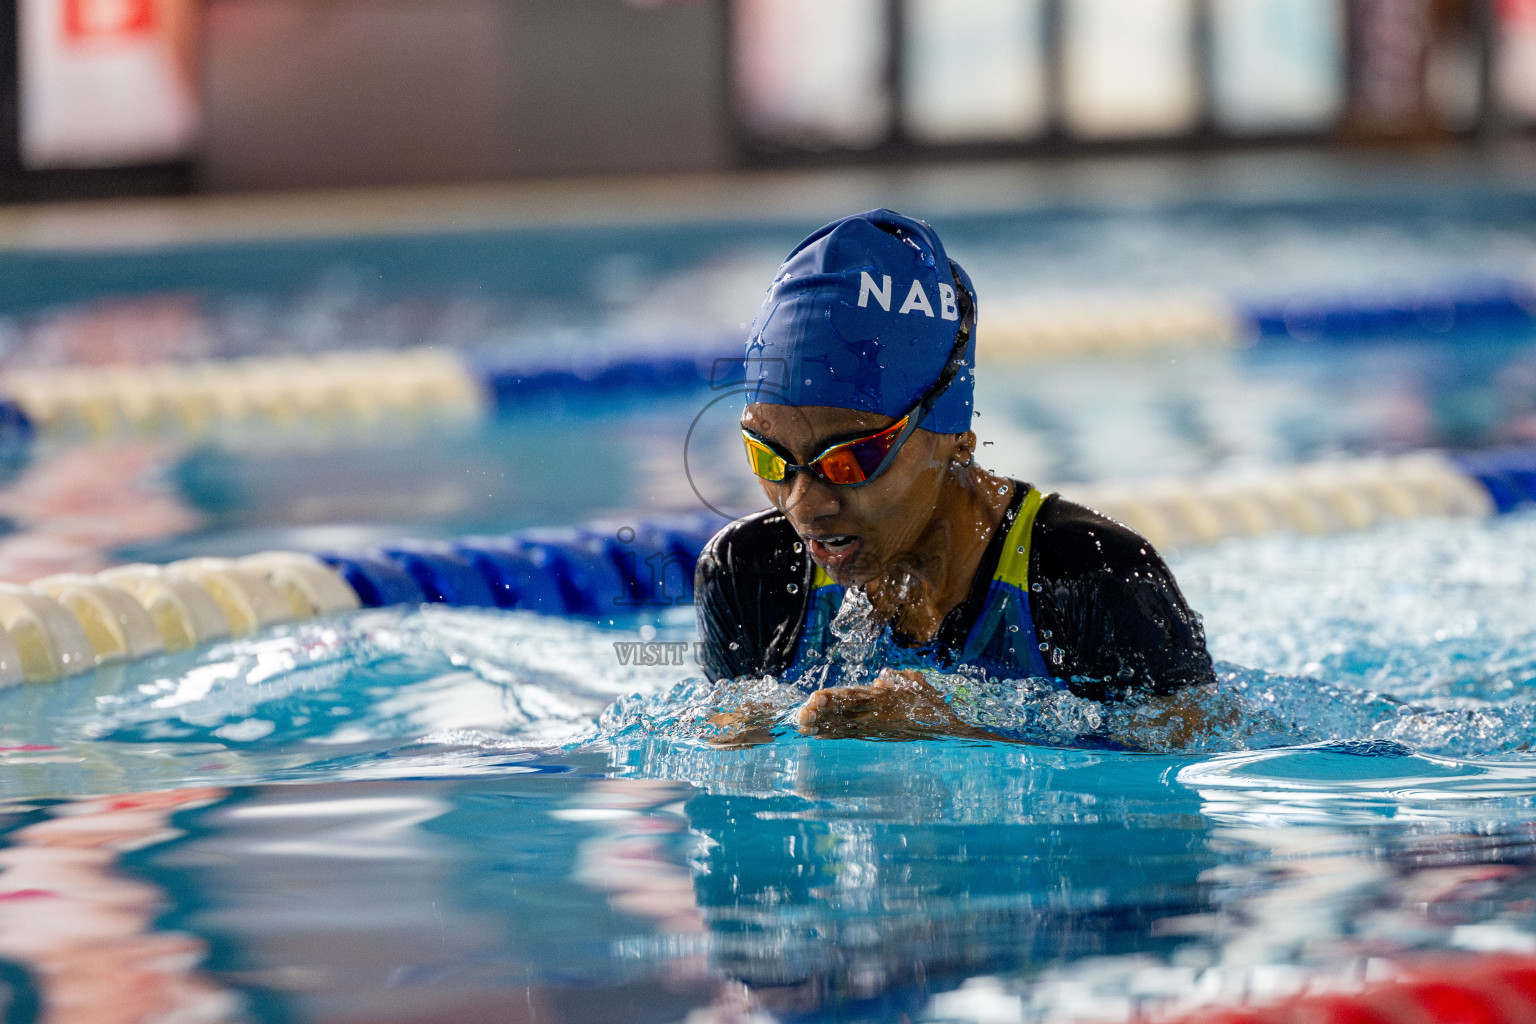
[740,403,1012,641]
[739,403,1013,739]
[730,404,1229,749]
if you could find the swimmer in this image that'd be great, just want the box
[695,209,1216,744]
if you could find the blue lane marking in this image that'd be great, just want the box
[315,513,720,615]
[1242,278,1536,345]
[1453,447,1536,514]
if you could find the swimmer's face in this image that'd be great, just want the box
[742,403,960,587]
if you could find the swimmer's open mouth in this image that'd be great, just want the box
[805,533,863,569]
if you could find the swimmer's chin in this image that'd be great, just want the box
[821,565,886,592]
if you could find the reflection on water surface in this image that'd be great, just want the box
[9,740,1536,1023]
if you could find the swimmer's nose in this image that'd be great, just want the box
[780,469,840,524]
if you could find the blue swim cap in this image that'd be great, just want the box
[744,209,976,434]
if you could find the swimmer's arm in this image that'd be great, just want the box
[695,558,753,682]
[694,513,808,682]
[790,671,1233,750]
[709,675,1003,747]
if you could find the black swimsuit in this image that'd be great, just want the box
[693,487,1216,702]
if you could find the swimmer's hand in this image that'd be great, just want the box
[1110,683,1239,752]
[706,702,780,748]
[796,669,1000,742]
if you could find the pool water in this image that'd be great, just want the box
[10,178,1536,574]
[2,509,1536,1022]
[59,330,1535,575]
[7,170,1536,1021]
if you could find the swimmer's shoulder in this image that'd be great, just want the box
[1029,491,1172,581]
[695,509,810,682]
[1026,489,1212,699]
[696,509,806,585]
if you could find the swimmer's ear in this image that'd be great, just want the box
[949,431,977,469]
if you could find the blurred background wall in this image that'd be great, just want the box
[0,0,1534,201]
[200,0,730,189]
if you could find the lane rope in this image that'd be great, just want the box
[0,276,1531,446]
[0,444,1528,684]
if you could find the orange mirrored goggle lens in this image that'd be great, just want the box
[741,416,910,487]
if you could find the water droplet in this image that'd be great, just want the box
[728,641,739,651]
[997,485,1008,494]
[1016,545,1025,554]
[982,441,994,447]
[1042,629,1052,639]
[792,542,804,553]
[805,379,812,386]
[787,583,799,594]
[1008,624,1018,633]
[1038,642,1049,652]
[1031,583,1042,592]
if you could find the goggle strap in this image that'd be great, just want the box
[859,412,921,486]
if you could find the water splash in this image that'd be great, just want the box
[0,605,694,798]
[797,586,887,691]
[590,653,1536,760]
[0,515,1534,802]
[598,673,806,748]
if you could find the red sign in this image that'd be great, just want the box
[64,0,157,42]
[1499,0,1536,24]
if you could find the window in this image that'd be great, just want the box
[1210,0,1345,134]
[902,0,1049,144]
[733,0,890,149]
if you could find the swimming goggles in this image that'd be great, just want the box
[743,415,913,486]
[742,266,974,489]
